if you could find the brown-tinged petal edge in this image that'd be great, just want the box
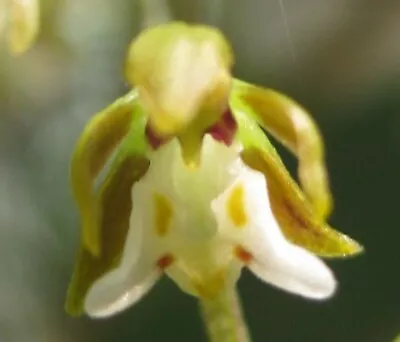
[241,147,363,258]
[70,91,138,256]
[65,154,150,316]
[232,80,332,220]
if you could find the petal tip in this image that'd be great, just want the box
[84,281,126,319]
[293,256,337,301]
[323,235,364,259]
[342,238,364,257]
[64,296,83,317]
[84,268,160,318]
[308,268,337,301]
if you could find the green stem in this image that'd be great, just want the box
[199,287,252,342]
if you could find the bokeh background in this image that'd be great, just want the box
[1,0,400,341]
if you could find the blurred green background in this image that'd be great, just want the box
[1,0,400,341]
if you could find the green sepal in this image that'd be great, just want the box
[70,90,140,256]
[230,96,363,257]
[65,103,150,316]
[231,79,332,220]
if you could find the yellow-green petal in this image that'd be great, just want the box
[65,106,150,316]
[9,0,40,55]
[232,105,362,257]
[70,90,139,256]
[231,79,332,220]
[65,154,150,316]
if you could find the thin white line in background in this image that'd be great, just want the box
[278,0,298,64]
[140,0,171,28]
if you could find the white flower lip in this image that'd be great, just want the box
[84,135,336,317]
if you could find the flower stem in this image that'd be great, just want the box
[199,287,252,342]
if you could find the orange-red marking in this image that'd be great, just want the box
[157,254,174,270]
[234,245,253,263]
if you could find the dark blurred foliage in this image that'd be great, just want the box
[0,0,400,341]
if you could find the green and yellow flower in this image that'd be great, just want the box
[65,22,362,317]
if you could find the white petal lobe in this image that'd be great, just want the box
[249,245,336,299]
[84,180,163,318]
[85,268,160,318]
[212,165,336,299]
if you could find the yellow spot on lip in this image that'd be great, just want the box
[154,193,173,236]
[227,184,247,227]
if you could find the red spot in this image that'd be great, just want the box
[145,124,170,149]
[234,246,253,264]
[156,254,174,270]
[207,108,238,145]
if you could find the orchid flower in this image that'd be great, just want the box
[0,0,40,55]
[65,22,362,340]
